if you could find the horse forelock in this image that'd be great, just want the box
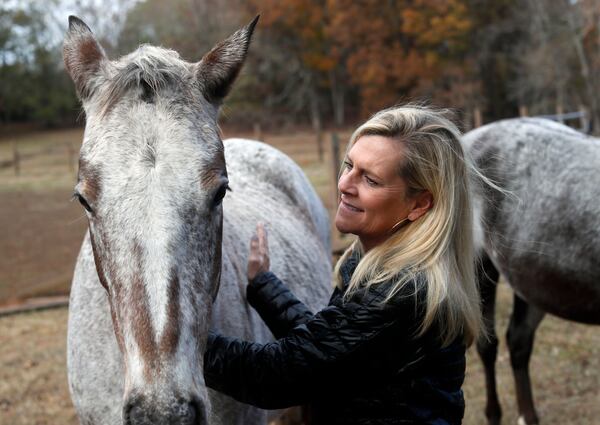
[89,45,203,117]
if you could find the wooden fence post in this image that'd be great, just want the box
[12,140,20,176]
[330,132,340,207]
[330,132,342,241]
[462,110,472,132]
[316,120,323,162]
[519,105,529,117]
[253,123,262,141]
[473,107,482,128]
[556,104,564,124]
[579,105,589,133]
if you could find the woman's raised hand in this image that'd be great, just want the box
[247,222,270,281]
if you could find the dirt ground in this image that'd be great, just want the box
[0,191,87,305]
[0,308,77,425]
[1,128,598,424]
[0,129,87,305]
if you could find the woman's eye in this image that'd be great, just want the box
[365,176,379,186]
[343,161,353,170]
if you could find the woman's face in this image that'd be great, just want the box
[335,135,430,251]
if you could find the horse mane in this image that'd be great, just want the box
[99,45,192,115]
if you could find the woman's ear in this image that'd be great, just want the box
[407,190,433,221]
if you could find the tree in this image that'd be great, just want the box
[325,0,475,116]
[501,0,600,131]
[244,0,344,127]
[0,1,79,126]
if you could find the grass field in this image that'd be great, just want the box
[0,128,598,424]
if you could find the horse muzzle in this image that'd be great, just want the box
[124,394,208,425]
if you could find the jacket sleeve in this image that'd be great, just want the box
[204,282,422,409]
[246,271,316,339]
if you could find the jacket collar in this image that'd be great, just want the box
[340,250,361,288]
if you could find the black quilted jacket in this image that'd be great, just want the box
[204,253,466,424]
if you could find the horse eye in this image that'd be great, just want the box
[73,192,93,213]
[213,184,229,207]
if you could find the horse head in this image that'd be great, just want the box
[63,15,257,425]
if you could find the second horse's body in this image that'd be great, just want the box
[463,118,600,425]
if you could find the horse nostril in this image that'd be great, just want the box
[190,399,209,425]
[123,400,133,425]
[175,400,205,425]
[124,400,147,425]
[179,401,196,425]
[130,404,144,423]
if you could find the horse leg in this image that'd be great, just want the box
[506,294,545,425]
[476,254,502,425]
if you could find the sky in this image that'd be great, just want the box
[4,0,139,47]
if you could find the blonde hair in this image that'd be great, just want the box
[334,104,483,347]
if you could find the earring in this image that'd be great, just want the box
[389,217,409,234]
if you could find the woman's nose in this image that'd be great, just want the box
[338,170,357,196]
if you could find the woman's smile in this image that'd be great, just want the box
[339,198,364,213]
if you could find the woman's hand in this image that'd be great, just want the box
[248,222,270,281]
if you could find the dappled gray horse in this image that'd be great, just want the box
[64,17,331,425]
[463,118,600,425]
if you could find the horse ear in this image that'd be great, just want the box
[195,15,259,104]
[63,16,107,100]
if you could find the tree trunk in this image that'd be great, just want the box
[565,3,600,133]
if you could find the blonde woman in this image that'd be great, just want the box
[204,105,482,424]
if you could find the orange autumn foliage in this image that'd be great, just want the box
[247,0,476,116]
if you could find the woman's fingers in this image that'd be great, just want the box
[257,223,268,257]
[252,222,270,274]
[262,224,269,254]
[248,223,270,281]
[250,234,259,250]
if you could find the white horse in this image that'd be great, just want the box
[64,16,331,425]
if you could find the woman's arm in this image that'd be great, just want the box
[246,222,317,338]
[204,282,421,409]
[247,271,316,339]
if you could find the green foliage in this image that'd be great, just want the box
[0,1,79,127]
